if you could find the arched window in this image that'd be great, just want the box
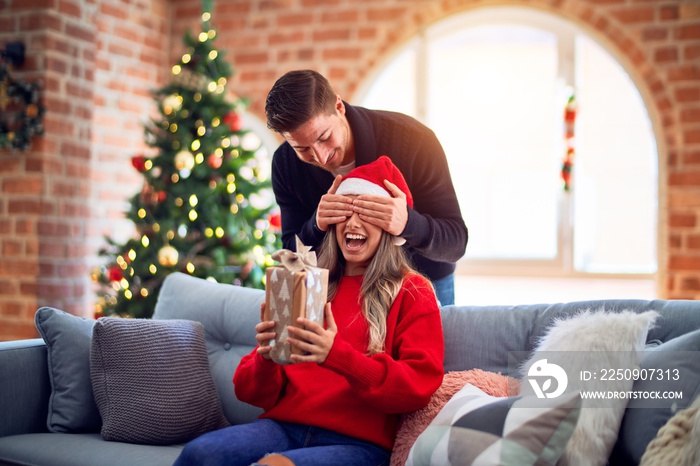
[358,7,657,279]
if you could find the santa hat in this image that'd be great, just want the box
[335,155,413,245]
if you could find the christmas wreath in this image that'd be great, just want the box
[0,42,44,151]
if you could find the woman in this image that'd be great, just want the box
[174,156,444,466]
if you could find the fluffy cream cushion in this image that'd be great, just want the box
[390,369,519,466]
[520,309,658,466]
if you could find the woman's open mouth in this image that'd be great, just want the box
[345,233,367,251]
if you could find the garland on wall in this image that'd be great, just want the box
[0,42,44,151]
[561,94,577,191]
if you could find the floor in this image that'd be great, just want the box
[453,275,657,306]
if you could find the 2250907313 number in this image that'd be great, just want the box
[586,368,681,381]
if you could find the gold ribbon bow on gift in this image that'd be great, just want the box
[271,236,317,272]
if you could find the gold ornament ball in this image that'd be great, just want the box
[174,150,195,171]
[157,245,179,267]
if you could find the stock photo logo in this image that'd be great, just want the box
[527,359,568,399]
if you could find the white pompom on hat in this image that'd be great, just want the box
[335,155,413,245]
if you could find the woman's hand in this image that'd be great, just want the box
[287,302,337,364]
[256,302,276,360]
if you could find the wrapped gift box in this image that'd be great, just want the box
[263,238,328,365]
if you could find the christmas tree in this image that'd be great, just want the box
[94,0,281,318]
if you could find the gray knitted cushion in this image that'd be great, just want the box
[90,318,230,445]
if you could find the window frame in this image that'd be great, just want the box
[355,6,657,280]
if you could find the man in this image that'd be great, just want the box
[265,69,467,305]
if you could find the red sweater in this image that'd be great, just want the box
[233,273,445,450]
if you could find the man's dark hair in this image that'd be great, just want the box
[265,70,337,133]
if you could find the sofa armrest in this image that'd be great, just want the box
[0,338,50,437]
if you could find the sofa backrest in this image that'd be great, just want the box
[154,273,700,425]
[442,299,700,375]
[153,272,265,425]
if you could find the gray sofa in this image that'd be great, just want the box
[1,272,699,466]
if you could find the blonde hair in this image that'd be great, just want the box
[317,226,419,354]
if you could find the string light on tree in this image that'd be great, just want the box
[162,94,182,114]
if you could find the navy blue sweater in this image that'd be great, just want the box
[270,103,468,281]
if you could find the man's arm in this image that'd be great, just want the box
[356,122,468,263]
[355,107,468,263]
[353,191,467,263]
[404,124,468,262]
[401,207,467,263]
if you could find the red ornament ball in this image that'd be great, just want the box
[268,212,282,230]
[107,265,123,282]
[207,154,223,169]
[131,155,148,172]
[223,112,243,132]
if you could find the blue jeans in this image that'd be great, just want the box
[173,419,390,466]
[432,273,455,306]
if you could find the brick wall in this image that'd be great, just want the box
[0,0,169,340]
[0,0,698,340]
[0,0,98,339]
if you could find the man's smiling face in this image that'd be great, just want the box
[282,97,352,172]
